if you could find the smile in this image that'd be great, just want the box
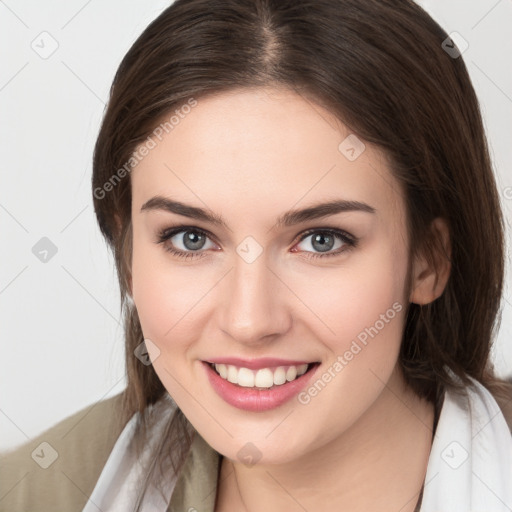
[202,360,320,411]
[209,362,309,388]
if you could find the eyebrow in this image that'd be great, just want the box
[140,195,376,230]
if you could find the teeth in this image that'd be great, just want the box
[217,364,228,379]
[273,367,287,385]
[286,366,297,382]
[227,365,238,384]
[254,368,274,388]
[238,367,255,387]
[213,363,310,388]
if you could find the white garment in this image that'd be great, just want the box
[82,394,178,512]
[420,375,512,511]
[84,376,512,512]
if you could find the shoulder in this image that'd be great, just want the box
[0,392,127,512]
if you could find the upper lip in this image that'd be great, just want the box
[204,357,316,370]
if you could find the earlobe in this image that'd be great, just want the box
[409,218,451,305]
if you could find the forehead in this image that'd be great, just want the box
[130,87,404,227]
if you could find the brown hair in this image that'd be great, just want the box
[91,0,511,504]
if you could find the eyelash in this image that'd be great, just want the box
[155,225,358,261]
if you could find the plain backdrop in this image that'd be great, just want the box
[1,0,511,452]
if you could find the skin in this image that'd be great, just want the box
[128,86,451,511]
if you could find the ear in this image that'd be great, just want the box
[409,217,451,305]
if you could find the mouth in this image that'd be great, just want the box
[202,359,321,411]
[205,361,319,390]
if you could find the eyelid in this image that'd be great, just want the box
[156,224,358,259]
[293,227,356,245]
[157,224,355,243]
[157,224,218,241]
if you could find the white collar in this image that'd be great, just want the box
[420,374,512,511]
[82,394,178,512]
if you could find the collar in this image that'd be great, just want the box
[419,373,512,511]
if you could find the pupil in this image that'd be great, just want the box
[312,233,333,253]
[184,231,205,250]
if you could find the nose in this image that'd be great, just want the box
[218,253,291,347]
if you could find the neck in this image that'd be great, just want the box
[215,366,435,512]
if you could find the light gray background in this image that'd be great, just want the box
[1,0,511,452]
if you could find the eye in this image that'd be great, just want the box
[156,226,217,260]
[292,228,357,260]
[156,225,358,261]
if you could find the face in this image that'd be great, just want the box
[130,86,412,465]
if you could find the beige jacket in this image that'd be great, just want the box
[1,391,511,512]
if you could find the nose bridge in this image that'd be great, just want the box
[219,250,288,344]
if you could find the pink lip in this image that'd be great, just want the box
[202,361,320,412]
[204,357,313,370]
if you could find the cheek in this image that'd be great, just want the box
[284,249,409,447]
[131,232,188,343]
[130,241,205,400]
[293,241,409,357]
[131,232,218,365]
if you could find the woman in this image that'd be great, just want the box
[2,0,511,511]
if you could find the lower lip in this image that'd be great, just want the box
[202,361,320,412]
